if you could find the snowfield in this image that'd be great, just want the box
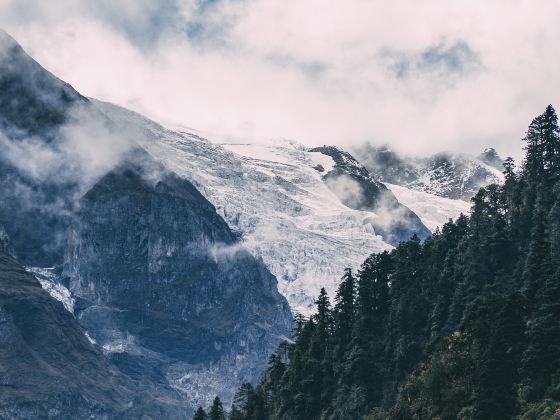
[385,183,471,231]
[93,101,472,315]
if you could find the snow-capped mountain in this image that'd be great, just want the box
[0,30,290,416]
[352,144,505,200]
[95,101,470,316]
[0,29,476,415]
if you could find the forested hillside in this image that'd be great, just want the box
[200,105,560,420]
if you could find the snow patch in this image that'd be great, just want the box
[307,151,335,173]
[385,183,471,231]
[26,267,75,313]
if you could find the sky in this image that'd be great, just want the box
[1,0,560,159]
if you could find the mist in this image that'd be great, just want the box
[2,1,560,159]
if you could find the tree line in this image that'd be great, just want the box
[196,105,560,419]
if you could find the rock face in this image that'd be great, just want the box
[352,144,504,200]
[0,29,92,267]
[477,147,504,170]
[309,146,430,245]
[63,151,292,408]
[0,252,190,419]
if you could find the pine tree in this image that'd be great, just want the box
[503,156,516,180]
[334,268,356,348]
[471,294,525,420]
[548,183,560,256]
[541,105,560,180]
[314,287,332,343]
[229,406,244,420]
[208,397,225,420]
[193,406,207,420]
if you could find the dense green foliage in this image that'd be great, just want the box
[197,105,560,419]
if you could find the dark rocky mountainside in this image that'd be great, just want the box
[0,252,189,419]
[63,151,292,402]
[309,146,430,244]
[0,29,87,137]
[0,29,104,267]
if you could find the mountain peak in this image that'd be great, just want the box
[0,28,18,50]
[477,147,503,170]
[0,29,86,136]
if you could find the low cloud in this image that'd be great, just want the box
[0,104,136,192]
[325,174,365,209]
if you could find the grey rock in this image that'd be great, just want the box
[309,146,431,244]
[0,252,191,419]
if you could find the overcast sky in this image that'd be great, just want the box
[1,0,560,158]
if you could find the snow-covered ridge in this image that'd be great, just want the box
[353,144,505,201]
[95,102,392,314]
[26,267,75,313]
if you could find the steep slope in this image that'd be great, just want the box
[63,150,292,409]
[0,252,189,419]
[0,29,114,266]
[0,29,86,137]
[352,144,504,200]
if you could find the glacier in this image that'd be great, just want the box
[93,101,471,315]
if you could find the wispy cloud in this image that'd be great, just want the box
[381,40,480,81]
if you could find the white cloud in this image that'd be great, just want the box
[2,0,560,159]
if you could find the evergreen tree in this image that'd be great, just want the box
[208,397,225,420]
[334,268,356,348]
[193,406,207,420]
[523,201,553,301]
[503,156,516,179]
[314,287,332,343]
[520,269,560,404]
[541,105,560,181]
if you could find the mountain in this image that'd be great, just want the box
[89,101,444,315]
[0,29,86,266]
[0,29,86,137]
[0,252,189,419]
[0,30,472,414]
[0,30,291,413]
[352,144,504,200]
[223,105,560,420]
[477,147,504,170]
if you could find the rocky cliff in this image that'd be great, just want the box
[0,252,190,419]
[63,152,292,407]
